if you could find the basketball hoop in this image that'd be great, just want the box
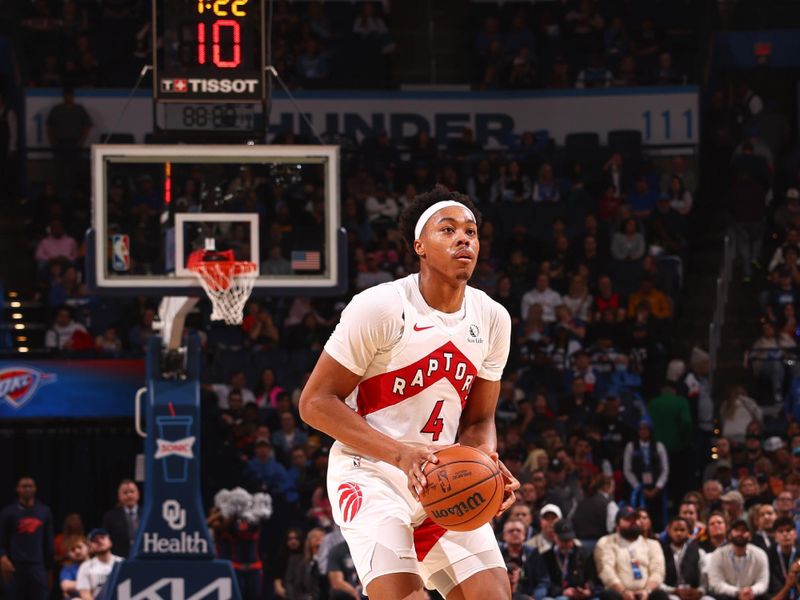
[187,249,257,325]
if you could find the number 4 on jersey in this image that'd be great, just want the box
[421,400,445,441]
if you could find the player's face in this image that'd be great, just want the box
[415,206,478,283]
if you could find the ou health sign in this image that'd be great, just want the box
[0,360,144,418]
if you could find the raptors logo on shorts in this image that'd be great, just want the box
[338,482,363,523]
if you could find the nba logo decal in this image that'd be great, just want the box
[112,234,130,272]
[337,482,363,523]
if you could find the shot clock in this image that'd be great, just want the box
[153,0,265,102]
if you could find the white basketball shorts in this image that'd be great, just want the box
[327,442,505,594]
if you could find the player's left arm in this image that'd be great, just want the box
[458,377,519,515]
[457,299,518,514]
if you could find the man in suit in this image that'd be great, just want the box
[768,516,800,596]
[542,520,596,599]
[101,480,140,558]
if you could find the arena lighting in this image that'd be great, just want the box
[11,313,22,319]
[711,454,718,459]
[7,291,18,298]
[13,324,24,330]
[16,336,27,342]
[17,347,29,353]
[9,301,20,308]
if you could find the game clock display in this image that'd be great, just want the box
[154,0,265,102]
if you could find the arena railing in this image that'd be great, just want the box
[708,232,733,394]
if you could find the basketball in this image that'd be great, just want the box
[420,446,504,532]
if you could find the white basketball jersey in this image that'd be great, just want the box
[324,274,511,449]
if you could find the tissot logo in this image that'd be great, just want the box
[160,78,259,94]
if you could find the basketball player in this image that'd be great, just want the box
[299,185,518,599]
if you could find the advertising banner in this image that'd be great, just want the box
[0,360,143,418]
[25,86,699,149]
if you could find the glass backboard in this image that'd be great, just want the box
[88,144,345,296]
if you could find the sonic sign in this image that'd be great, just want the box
[0,361,143,418]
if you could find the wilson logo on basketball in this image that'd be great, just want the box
[430,492,486,519]
[338,482,363,523]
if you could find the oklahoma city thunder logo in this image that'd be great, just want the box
[338,482,363,523]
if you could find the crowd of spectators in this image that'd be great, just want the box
[471,0,699,90]
[15,0,394,91]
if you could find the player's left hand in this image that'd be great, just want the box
[489,452,519,516]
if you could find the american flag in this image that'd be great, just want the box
[291,250,321,271]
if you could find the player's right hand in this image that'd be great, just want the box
[0,556,15,582]
[397,445,441,501]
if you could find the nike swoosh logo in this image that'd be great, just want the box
[413,324,434,331]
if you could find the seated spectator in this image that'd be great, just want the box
[45,306,89,351]
[563,276,594,322]
[499,518,550,599]
[629,178,661,218]
[530,503,563,554]
[35,219,78,268]
[466,159,495,206]
[575,53,612,89]
[595,506,668,600]
[247,308,280,350]
[707,519,769,600]
[751,503,777,552]
[655,52,683,85]
[719,385,762,444]
[599,184,625,222]
[748,320,796,406]
[326,541,362,600]
[544,459,583,523]
[721,491,747,530]
[59,537,89,598]
[611,218,646,262]
[474,16,502,58]
[364,184,399,229]
[211,371,256,410]
[272,412,308,462]
[698,511,729,553]
[284,312,327,352]
[352,2,393,53]
[542,520,596,599]
[594,275,624,322]
[767,516,800,596]
[666,175,693,216]
[521,274,563,324]
[613,54,640,87]
[508,53,538,89]
[493,160,533,202]
[546,55,573,88]
[659,517,708,600]
[573,474,617,541]
[127,307,156,355]
[295,38,329,83]
[627,276,672,321]
[94,326,122,356]
[241,438,295,501]
[75,529,124,600]
[532,163,560,203]
[647,197,687,256]
[505,14,535,58]
[603,153,633,198]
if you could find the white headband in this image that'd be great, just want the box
[414,200,476,240]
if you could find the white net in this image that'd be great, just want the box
[189,261,258,325]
